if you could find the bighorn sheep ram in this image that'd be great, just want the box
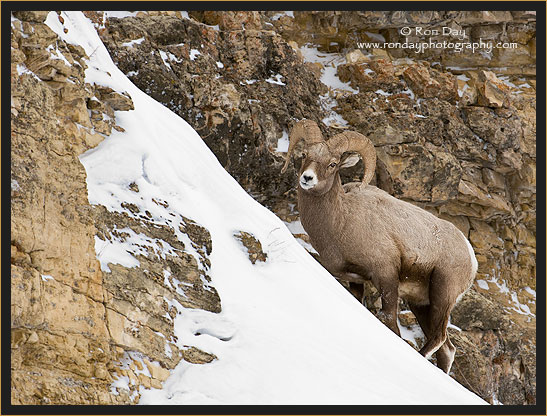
[281,119,477,373]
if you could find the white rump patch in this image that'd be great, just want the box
[464,235,478,278]
[454,231,478,305]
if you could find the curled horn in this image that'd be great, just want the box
[327,131,377,185]
[281,119,324,173]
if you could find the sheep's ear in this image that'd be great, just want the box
[339,153,360,168]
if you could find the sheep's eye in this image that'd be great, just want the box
[329,162,337,168]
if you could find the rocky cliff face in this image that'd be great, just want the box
[94,10,536,405]
[10,11,219,405]
[10,10,536,405]
[89,10,327,206]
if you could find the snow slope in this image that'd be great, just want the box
[46,11,487,405]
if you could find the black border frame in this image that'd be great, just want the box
[2,1,545,415]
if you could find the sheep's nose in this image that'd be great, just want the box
[300,169,317,189]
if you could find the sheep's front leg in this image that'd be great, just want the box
[313,255,364,284]
[376,276,400,336]
[348,282,365,304]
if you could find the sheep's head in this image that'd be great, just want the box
[281,120,376,195]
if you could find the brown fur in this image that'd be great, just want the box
[284,120,477,373]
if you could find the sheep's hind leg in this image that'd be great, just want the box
[417,304,451,362]
[436,336,456,373]
[417,270,456,370]
[409,304,456,374]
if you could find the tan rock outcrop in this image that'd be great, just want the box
[11,14,122,404]
[11,11,220,405]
